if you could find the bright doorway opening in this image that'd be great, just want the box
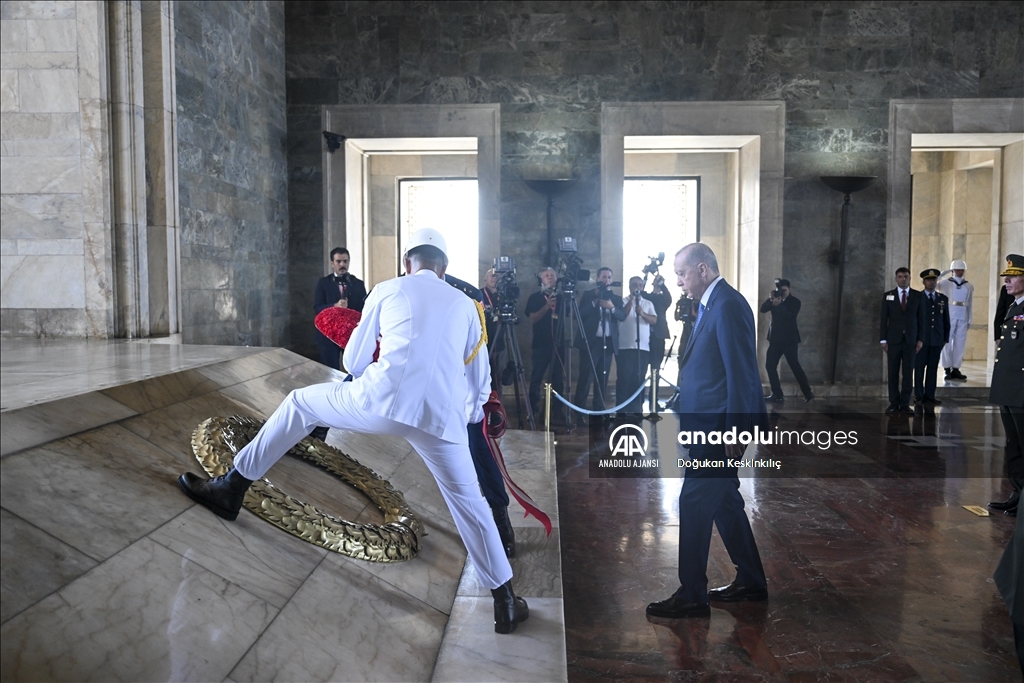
[398,178,478,281]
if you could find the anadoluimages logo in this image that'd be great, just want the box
[608,423,649,458]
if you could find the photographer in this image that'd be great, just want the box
[525,267,564,419]
[573,267,626,412]
[618,276,658,414]
[760,278,814,403]
[643,273,673,369]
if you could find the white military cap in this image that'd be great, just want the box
[950,259,967,270]
[405,228,448,259]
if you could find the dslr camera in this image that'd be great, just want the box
[492,256,520,322]
[771,278,784,299]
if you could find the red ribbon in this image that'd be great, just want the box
[485,432,553,536]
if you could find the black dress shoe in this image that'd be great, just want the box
[492,580,529,634]
[923,396,942,404]
[646,589,711,619]
[177,468,254,521]
[708,582,768,603]
[309,425,330,441]
[1006,507,1018,517]
[764,394,784,404]
[899,406,916,415]
[491,505,516,558]
[804,393,815,403]
[885,405,898,415]
[989,494,1021,511]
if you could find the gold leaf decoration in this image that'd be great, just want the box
[190,416,422,562]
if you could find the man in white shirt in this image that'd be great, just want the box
[177,229,529,634]
[937,259,974,381]
[617,276,658,414]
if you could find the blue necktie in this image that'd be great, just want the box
[695,302,706,328]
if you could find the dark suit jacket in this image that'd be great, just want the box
[990,299,1024,408]
[919,291,951,347]
[677,279,767,434]
[995,285,1014,341]
[314,273,366,314]
[759,294,802,345]
[642,287,673,341]
[577,286,626,354]
[879,288,925,346]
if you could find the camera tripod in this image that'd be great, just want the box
[491,312,536,431]
[554,285,609,430]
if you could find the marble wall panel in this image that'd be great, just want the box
[0,253,84,309]
[16,68,78,113]
[0,69,17,111]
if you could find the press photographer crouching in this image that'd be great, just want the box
[760,278,814,403]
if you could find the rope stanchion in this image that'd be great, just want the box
[550,375,651,416]
[544,382,552,433]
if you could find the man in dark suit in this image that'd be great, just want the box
[646,243,768,620]
[914,268,951,407]
[760,278,814,403]
[879,267,925,414]
[314,247,367,370]
[989,254,1024,518]
[573,267,626,412]
[642,273,673,370]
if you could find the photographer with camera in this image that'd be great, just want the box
[618,276,658,415]
[525,267,565,420]
[760,278,813,403]
[573,267,626,413]
[643,272,673,369]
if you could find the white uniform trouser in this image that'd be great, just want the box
[232,382,513,590]
[941,318,969,368]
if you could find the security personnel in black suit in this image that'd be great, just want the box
[760,278,814,403]
[314,247,367,370]
[880,267,925,414]
[989,254,1024,518]
[642,273,673,369]
[913,268,950,406]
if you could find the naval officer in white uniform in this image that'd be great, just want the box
[937,259,974,380]
[177,228,529,634]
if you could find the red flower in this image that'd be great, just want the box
[315,308,362,348]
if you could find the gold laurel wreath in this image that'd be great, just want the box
[190,415,423,562]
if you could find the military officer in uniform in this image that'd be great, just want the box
[178,229,529,633]
[937,259,973,381]
[914,268,950,406]
[989,254,1024,518]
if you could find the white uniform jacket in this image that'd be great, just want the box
[343,270,492,442]
[937,277,974,323]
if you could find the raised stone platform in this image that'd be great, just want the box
[0,339,565,682]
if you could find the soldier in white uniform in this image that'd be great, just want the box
[937,259,974,381]
[177,229,529,634]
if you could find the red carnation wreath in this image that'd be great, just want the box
[315,307,362,348]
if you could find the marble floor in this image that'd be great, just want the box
[0,339,566,682]
[555,398,1021,682]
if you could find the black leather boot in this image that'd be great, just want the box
[492,505,516,558]
[492,580,529,634]
[177,468,254,521]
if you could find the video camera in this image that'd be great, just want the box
[771,278,783,299]
[555,237,590,295]
[492,256,520,322]
[642,252,665,276]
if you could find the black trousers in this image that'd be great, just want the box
[616,349,649,414]
[467,419,508,509]
[1000,405,1024,493]
[649,336,666,371]
[574,337,614,411]
[765,341,812,398]
[886,341,916,408]
[317,337,341,371]
[677,446,767,603]
[914,344,943,400]
[528,344,564,416]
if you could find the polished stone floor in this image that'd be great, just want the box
[0,339,565,682]
[555,398,1021,682]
